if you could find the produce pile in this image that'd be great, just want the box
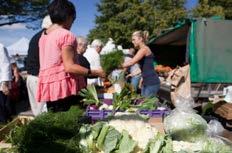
[3,107,232,153]
[2,88,232,153]
[79,113,173,153]
[79,112,232,153]
[79,84,159,112]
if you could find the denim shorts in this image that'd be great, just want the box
[141,84,160,97]
[130,75,141,92]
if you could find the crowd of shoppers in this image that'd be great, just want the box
[0,0,160,119]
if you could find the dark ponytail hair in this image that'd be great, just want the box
[48,0,76,24]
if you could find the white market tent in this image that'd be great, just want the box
[7,37,29,56]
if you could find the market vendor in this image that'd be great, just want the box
[122,31,160,97]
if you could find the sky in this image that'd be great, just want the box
[0,0,100,46]
[0,0,198,47]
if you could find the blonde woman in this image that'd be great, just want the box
[123,31,160,97]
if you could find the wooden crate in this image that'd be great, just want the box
[214,102,232,120]
[0,116,34,149]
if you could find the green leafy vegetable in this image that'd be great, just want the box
[103,127,122,153]
[96,124,110,150]
[145,133,173,153]
[201,102,213,115]
[9,107,83,153]
[100,49,124,75]
[138,97,159,110]
[112,83,135,111]
[115,130,137,153]
[79,85,101,106]
[92,122,105,139]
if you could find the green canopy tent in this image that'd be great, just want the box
[149,18,232,83]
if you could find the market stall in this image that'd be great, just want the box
[1,26,232,152]
[149,18,232,100]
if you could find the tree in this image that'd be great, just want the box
[148,0,187,35]
[209,0,232,19]
[88,0,187,48]
[0,0,49,29]
[192,0,225,19]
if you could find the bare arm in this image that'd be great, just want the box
[62,46,105,77]
[122,48,146,68]
[127,68,141,77]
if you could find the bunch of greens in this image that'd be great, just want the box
[79,85,101,106]
[144,133,173,153]
[100,49,124,75]
[79,118,173,153]
[9,107,83,153]
[137,97,159,110]
[112,83,136,111]
[79,122,136,153]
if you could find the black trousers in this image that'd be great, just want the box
[0,91,11,123]
[46,95,84,112]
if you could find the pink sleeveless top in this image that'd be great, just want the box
[36,27,86,102]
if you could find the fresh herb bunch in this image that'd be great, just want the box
[9,107,83,153]
[138,97,159,110]
[100,49,124,75]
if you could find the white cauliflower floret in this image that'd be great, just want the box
[108,113,158,150]
[173,141,201,152]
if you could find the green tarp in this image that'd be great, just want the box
[190,19,232,83]
[149,18,232,83]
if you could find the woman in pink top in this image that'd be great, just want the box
[37,0,104,112]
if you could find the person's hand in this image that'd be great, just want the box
[126,74,132,79]
[91,69,106,78]
[2,82,10,95]
[139,78,143,89]
[118,63,124,69]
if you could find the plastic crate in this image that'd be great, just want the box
[86,108,169,121]
[102,99,113,105]
[138,109,169,117]
[86,109,113,120]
